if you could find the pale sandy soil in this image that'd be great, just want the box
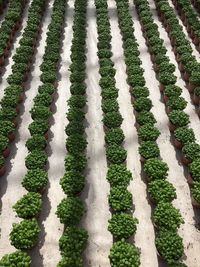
[0,0,54,256]
[82,1,112,266]
[0,0,31,101]
[109,1,158,266]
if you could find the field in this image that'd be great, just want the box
[0,0,200,266]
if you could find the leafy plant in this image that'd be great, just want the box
[38,83,55,95]
[174,127,195,145]
[26,135,47,151]
[0,251,31,266]
[138,123,160,141]
[22,169,48,192]
[108,213,138,239]
[164,85,182,98]
[28,120,49,136]
[148,180,176,203]
[136,111,156,125]
[131,86,149,98]
[10,219,40,249]
[103,111,123,128]
[25,150,47,169]
[159,72,177,85]
[139,141,160,160]
[167,97,187,111]
[189,71,200,86]
[105,128,125,145]
[56,197,85,225]
[155,229,184,263]
[30,105,52,120]
[109,186,132,212]
[57,256,82,267]
[191,182,200,204]
[133,97,152,112]
[64,154,86,172]
[109,241,140,267]
[68,95,86,109]
[0,135,9,153]
[13,192,42,219]
[144,158,169,180]
[102,99,119,113]
[168,111,189,127]
[66,134,87,154]
[65,121,84,136]
[182,143,200,161]
[153,202,184,231]
[60,171,85,195]
[106,145,127,164]
[70,82,86,95]
[101,87,118,100]
[7,72,24,85]
[33,93,52,107]
[106,164,132,187]
[190,159,200,182]
[67,107,85,122]
[159,62,176,73]
[59,226,88,256]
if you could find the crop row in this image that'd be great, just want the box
[95,0,141,266]
[0,0,47,177]
[55,0,88,266]
[0,0,66,265]
[114,0,185,265]
[150,0,200,207]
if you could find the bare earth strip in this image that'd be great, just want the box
[0,0,54,256]
[108,1,158,266]
[82,1,112,266]
[0,0,32,101]
[38,0,75,266]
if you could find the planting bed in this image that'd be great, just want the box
[0,0,200,266]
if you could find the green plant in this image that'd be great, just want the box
[0,251,31,266]
[38,83,55,95]
[106,164,132,187]
[182,143,200,161]
[67,107,85,122]
[174,127,195,145]
[70,82,86,95]
[109,241,140,267]
[10,219,40,249]
[153,202,184,231]
[164,85,182,98]
[64,154,86,172]
[25,150,47,169]
[66,134,87,154]
[148,180,176,203]
[0,107,17,121]
[131,86,149,98]
[167,97,187,111]
[12,63,27,74]
[144,158,168,180]
[65,121,84,136]
[102,99,119,113]
[60,171,85,195]
[33,93,52,107]
[189,71,200,86]
[13,192,42,219]
[190,159,200,182]
[99,76,116,89]
[57,256,82,267]
[159,62,176,73]
[138,123,160,141]
[26,135,47,151]
[191,182,200,204]
[30,105,52,120]
[139,141,160,160]
[108,213,138,239]
[155,229,184,263]
[106,145,127,164]
[0,135,9,153]
[101,87,118,100]
[159,72,177,85]
[22,169,48,192]
[168,111,189,127]
[28,120,49,136]
[68,95,86,109]
[7,72,24,85]
[105,128,125,145]
[134,97,152,112]
[99,65,116,77]
[128,74,145,87]
[136,111,156,125]
[59,226,88,256]
[56,197,85,225]
[103,111,123,128]
[108,186,132,212]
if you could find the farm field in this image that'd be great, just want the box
[1,0,200,266]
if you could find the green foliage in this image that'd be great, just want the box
[136,111,156,125]
[105,128,125,145]
[10,219,40,249]
[138,123,160,141]
[103,112,123,128]
[133,97,152,112]
[0,251,31,267]
[144,158,169,180]
[106,145,127,164]
[168,111,189,127]
[108,213,138,239]
[13,192,42,219]
[109,186,132,212]
[148,180,176,203]
[66,134,87,155]
[22,169,48,192]
[26,135,47,151]
[25,150,47,169]
[106,164,132,187]
[60,171,85,195]
[174,127,195,145]
[182,143,200,161]
[109,241,140,267]
[189,159,200,181]
[139,141,160,160]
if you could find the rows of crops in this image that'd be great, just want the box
[0,0,200,266]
